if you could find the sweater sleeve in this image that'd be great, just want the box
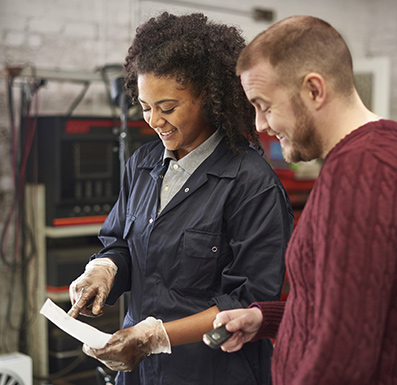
[249,301,285,340]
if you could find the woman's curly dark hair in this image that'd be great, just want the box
[124,12,262,154]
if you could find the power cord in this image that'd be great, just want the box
[96,366,114,385]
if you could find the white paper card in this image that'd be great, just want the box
[40,298,112,349]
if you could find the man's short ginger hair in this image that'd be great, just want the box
[237,15,355,96]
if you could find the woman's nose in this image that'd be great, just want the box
[148,110,165,129]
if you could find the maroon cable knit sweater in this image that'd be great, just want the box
[251,120,397,385]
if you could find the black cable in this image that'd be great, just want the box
[1,74,41,354]
[1,76,22,354]
[99,64,123,122]
[65,80,91,118]
[1,80,40,268]
[96,366,114,385]
[6,76,17,183]
[33,349,88,381]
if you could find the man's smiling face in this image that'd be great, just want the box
[240,61,323,163]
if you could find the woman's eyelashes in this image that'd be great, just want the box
[140,106,176,114]
[161,107,175,114]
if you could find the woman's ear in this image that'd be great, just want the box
[301,72,326,110]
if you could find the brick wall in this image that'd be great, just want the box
[0,0,396,357]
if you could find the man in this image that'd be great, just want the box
[214,15,397,385]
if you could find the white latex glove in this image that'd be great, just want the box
[83,316,171,372]
[68,258,117,318]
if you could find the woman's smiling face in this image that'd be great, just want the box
[137,73,216,160]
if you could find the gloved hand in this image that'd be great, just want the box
[68,258,117,318]
[82,316,172,372]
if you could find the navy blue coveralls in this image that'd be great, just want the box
[95,138,293,385]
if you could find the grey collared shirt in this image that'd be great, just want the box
[158,129,223,213]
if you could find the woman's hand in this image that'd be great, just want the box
[82,317,171,372]
[213,307,263,352]
[68,258,117,318]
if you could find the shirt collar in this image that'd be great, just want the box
[162,129,224,174]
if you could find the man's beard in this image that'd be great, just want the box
[282,94,323,164]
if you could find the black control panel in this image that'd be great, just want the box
[25,116,157,226]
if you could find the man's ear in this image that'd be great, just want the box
[301,73,326,110]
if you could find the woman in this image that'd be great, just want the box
[68,12,293,385]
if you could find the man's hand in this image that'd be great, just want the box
[82,317,171,372]
[68,258,117,318]
[213,307,263,352]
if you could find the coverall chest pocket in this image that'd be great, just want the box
[178,229,222,298]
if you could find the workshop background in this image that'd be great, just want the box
[0,0,397,384]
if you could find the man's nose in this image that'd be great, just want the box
[255,114,270,133]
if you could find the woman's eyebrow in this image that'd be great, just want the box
[138,97,178,105]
